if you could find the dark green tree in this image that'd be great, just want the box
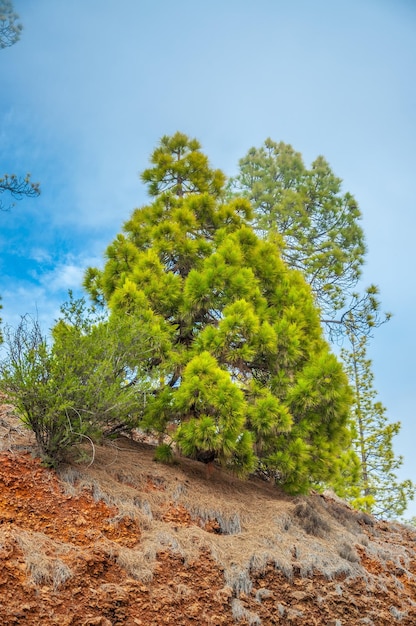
[229,138,387,338]
[84,132,353,492]
[339,324,414,518]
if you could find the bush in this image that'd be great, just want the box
[0,295,160,466]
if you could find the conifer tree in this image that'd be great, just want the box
[230,138,412,513]
[229,139,386,338]
[84,132,353,492]
[340,326,414,518]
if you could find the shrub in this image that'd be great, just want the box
[0,295,161,466]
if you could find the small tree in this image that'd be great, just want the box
[340,325,414,518]
[0,295,166,466]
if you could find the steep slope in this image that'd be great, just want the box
[0,401,415,625]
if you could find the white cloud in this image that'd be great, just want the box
[36,262,83,291]
[32,253,103,292]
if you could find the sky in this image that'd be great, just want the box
[1,0,415,515]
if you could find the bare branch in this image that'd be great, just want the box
[0,0,22,49]
[0,173,41,210]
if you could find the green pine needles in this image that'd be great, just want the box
[84,132,353,493]
[339,328,414,518]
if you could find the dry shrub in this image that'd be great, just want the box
[356,510,375,527]
[293,501,330,538]
[324,498,361,529]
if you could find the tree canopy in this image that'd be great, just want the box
[228,139,388,338]
[229,139,365,312]
[84,132,353,492]
[228,138,413,514]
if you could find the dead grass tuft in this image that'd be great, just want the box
[115,541,157,582]
[225,565,253,597]
[338,541,360,563]
[231,598,261,625]
[255,587,272,603]
[15,530,73,589]
[190,506,242,534]
[389,605,407,621]
[293,501,331,538]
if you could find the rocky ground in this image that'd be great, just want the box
[0,400,415,625]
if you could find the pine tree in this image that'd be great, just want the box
[84,132,353,492]
[340,327,414,518]
[230,138,413,510]
[229,138,387,338]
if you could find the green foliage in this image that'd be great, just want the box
[154,443,175,464]
[84,133,353,491]
[229,139,366,318]
[141,132,225,198]
[340,327,415,518]
[229,137,405,509]
[0,295,161,466]
[229,138,390,340]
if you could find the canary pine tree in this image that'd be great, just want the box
[229,139,389,339]
[84,132,352,492]
[340,328,414,518]
[230,140,365,314]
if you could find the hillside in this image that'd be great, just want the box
[0,401,415,625]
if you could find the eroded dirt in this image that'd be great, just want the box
[0,402,416,625]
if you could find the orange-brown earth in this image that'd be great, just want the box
[0,401,415,625]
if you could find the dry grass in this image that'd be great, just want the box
[231,598,261,625]
[293,500,331,538]
[52,435,416,603]
[115,544,155,582]
[15,530,73,589]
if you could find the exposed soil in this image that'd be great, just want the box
[1,400,415,625]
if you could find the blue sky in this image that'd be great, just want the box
[1,0,415,515]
